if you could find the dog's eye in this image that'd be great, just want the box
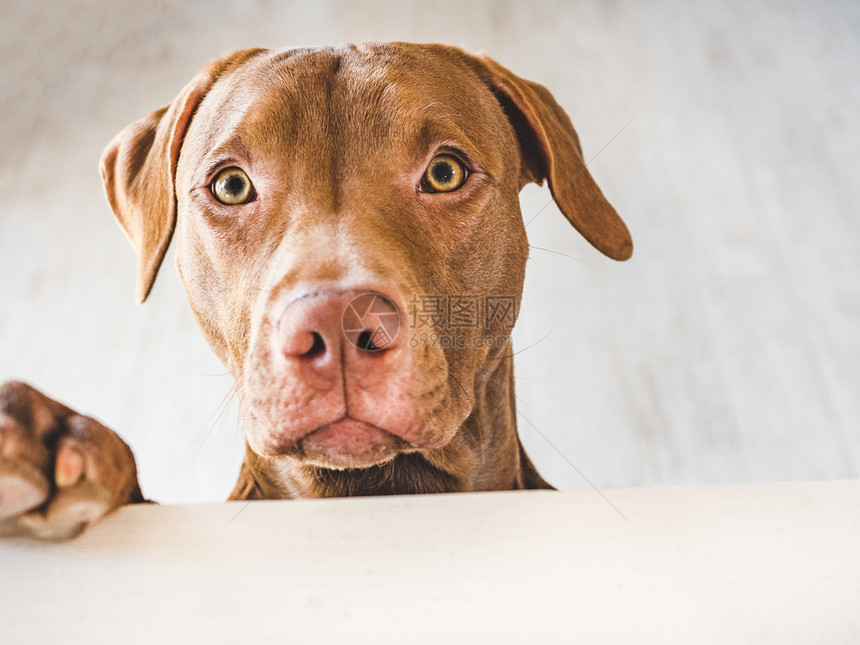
[422,154,467,193]
[212,167,255,205]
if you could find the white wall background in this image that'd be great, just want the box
[1,0,857,503]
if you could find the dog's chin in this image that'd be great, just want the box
[301,449,401,471]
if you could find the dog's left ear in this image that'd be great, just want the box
[472,54,633,261]
[100,48,266,304]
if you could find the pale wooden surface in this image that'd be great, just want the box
[1,1,859,502]
[0,481,858,643]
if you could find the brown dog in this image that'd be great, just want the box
[0,43,631,539]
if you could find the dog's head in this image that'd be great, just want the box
[101,44,631,481]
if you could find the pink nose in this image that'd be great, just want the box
[276,290,401,367]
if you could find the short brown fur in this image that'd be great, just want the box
[0,43,630,539]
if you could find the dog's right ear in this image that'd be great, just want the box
[100,49,266,304]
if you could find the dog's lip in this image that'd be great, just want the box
[298,417,414,468]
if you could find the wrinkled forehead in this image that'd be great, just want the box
[183,45,509,172]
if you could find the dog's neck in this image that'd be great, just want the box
[230,344,549,500]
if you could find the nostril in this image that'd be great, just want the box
[356,329,384,352]
[282,329,327,358]
[303,332,326,358]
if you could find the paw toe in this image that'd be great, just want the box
[0,463,49,520]
[55,443,85,488]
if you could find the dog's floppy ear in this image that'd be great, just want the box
[100,49,266,303]
[473,54,633,261]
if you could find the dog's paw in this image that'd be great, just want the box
[0,381,143,540]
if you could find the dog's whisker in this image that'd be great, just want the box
[529,244,582,263]
[191,384,237,465]
[448,371,485,466]
[525,255,545,276]
[428,113,458,123]
[514,404,630,524]
[489,320,558,361]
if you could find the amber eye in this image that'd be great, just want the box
[422,154,467,193]
[212,167,254,205]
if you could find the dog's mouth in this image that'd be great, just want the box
[295,417,414,469]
